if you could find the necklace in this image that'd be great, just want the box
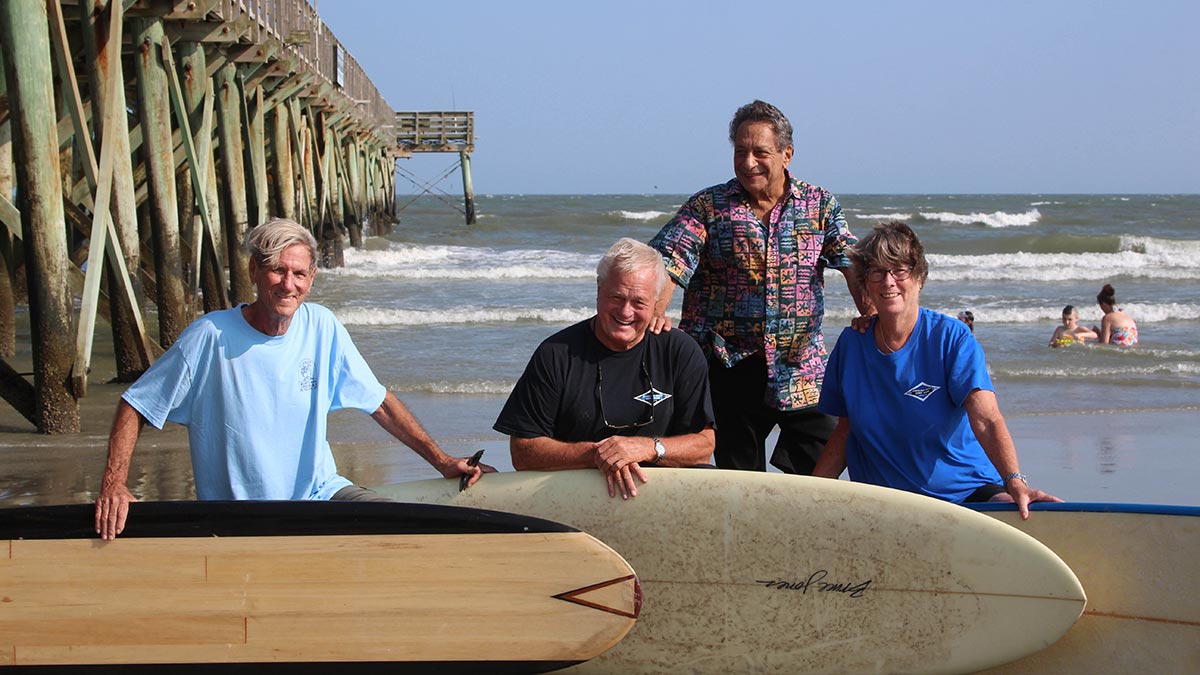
[874,324,907,355]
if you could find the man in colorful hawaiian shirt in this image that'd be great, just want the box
[649,100,866,474]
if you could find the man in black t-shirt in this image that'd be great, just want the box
[494,238,716,499]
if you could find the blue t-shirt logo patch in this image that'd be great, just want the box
[299,358,317,391]
[904,382,940,401]
[635,387,672,407]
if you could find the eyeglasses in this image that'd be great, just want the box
[597,360,655,429]
[866,266,913,282]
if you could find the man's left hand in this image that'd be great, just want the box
[593,436,651,499]
[441,455,496,489]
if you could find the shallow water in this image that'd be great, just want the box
[0,193,1196,508]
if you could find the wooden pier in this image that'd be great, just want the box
[0,0,472,433]
[394,110,478,224]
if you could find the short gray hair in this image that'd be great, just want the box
[597,238,668,296]
[244,217,318,270]
[849,220,929,288]
[729,100,794,151]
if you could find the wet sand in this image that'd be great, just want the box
[0,382,1195,508]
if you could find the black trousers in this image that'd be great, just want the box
[708,353,836,475]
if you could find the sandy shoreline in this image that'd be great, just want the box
[0,380,1195,508]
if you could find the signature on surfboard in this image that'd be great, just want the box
[755,571,872,598]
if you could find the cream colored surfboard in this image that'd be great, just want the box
[0,501,640,673]
[971,503,1200,675]
[377,469,1085,675]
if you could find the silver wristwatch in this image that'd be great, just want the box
[651,437,666,465]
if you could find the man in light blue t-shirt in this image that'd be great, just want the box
[95,218,493,540]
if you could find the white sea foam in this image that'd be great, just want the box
[611,209,671,221]
[928,239,1200,282]
[827,303,1200,324]
[930,303,1200,324]
[336,306,594,327]
[996,362,1200,379]
[855,213,915,221]
[918,208,1042,228]
[332,243,596,280]
[399,380,517,395]
[1119,235,1200,256]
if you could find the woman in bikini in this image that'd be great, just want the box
[1093,284,1138,346]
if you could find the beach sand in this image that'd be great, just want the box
[0,383,1195,508]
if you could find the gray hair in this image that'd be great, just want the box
[597,238,668,296]
[849,220,930,288]
[244,217,318,270]
[729,100,794,151]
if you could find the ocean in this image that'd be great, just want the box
[320,193,1200,415]
[0,193,1197,507]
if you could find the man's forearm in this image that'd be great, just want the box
[658,427,715,467]
[841,267,869,315]
[654,281,676,316]
[371,391,451,471]
[101,399,145,492]
[510,436,596,471]
[813,417,850,478]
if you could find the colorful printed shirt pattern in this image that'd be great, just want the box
[650,173,856,411]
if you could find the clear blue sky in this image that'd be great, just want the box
[316,0,1199,195]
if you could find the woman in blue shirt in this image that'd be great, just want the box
[815,221,1060,519]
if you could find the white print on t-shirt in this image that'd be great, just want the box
[299,358,317,392]
[634,386,672,407]
[903,382,940,402]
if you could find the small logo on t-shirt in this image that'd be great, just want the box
[904,382,940,401]
[635,386,672,407]
[299,358,317,391]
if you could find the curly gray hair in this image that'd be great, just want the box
[729,100,794,151]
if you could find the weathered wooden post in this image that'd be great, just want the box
[132,17,188,347]
[298,108,320,235]
[244,82,269,233]
[460,150,476,226]
[175,40,225,314]
[215,62,252,303]
[80,0,147,380]
[269,104,296,221]
[343,134,363,242]
[0,0,79,432]
[0,48,16,359]
[365,148,378,224]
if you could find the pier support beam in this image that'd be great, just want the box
[0,58,16,359]
[175,40,225,314]
[132,18,188,348]
[460,150,476,225]
[81,0,147,381]
[215,62,252,303]
[0,0,79,432]
[269,104,296,221]
[244,82,268,234]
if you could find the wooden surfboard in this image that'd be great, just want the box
[377,469,1086,675]
[970,502,1200,675]
[0,500,641,673]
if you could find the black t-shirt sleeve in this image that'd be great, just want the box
[493,341,563,439]
[664,331,715,436]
